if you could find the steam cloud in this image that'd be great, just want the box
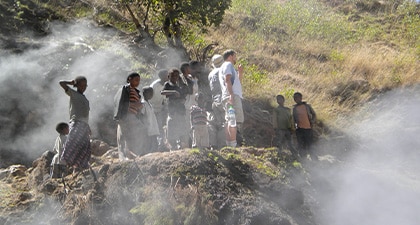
[0,20,180,167]
[311,85,420,225]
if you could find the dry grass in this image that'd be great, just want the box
[204,0,419,128]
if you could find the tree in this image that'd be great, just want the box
[121,0,231,49]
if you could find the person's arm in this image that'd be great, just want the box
[161,90,180,97]
[225,74,234,104]
[59,80,74,92]
[238,64,244,82]
[272,109,278,129]
[161,83,180,97]
[308,104,316,122]
[289,109,295,132]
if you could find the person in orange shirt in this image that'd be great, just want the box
[292,92,317,160]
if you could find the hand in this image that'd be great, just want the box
[228,94,233,104]
[238,64,243,74]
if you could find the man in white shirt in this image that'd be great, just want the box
[219,49,244,147]
[149,69,168,150]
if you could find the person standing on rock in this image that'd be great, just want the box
[292,92,317,160]
[179,62,196,147]
[141,86,160,153]
[219,49,244,147]
[161,68,189,150]
[59,76,91,171]
[190,92,210,149]
[114,72,145,161]
[272,95,295,156]
[207,54,225,149]
[149,69,169,150]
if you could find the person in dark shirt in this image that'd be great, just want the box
[114,72,145,160]
[161,68,189,150]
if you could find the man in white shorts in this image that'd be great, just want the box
[219,49,244,147]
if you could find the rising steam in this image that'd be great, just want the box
[0,19,179,167]
[310,85,420,225]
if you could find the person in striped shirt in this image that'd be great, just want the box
[114,72,146,160]
[190,92,210,149]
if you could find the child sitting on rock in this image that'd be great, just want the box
[50,122,69,178]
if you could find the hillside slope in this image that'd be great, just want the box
[0,145,315,225]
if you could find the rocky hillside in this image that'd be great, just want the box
[1,0,420,225]
[0,141,317,225]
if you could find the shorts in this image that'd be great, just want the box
[223,94,244,123]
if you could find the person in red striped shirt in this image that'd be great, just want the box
[114,72,146,160]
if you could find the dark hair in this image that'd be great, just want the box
[56,122,68,134]
[223,49,236,60]
[189,60,199,68]
[276,95,285,100]
[293,92,302,98]
[142,86,153,95]
[126,72,140,83]
[157,69,168,80]
[73,76,87,87]
[168,68,180,77]
[179,62,190,74]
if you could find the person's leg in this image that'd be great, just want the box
[304,129,317,160]
[225,124,237,147]
[217,125,226,149]
[224,100,237,147]
[295,128,306,158]
[196,124,209,149]
[208,123,218,149]
[117,123,127,161]
[212,101,225,127]
[192,127,198,148]
[166,114,178,150]
[277,129,287,149]
[156,109,168,150]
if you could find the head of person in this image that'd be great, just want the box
[179,62,191,76]
[157,69,169,83]
[74,76,88,94]
[56,122,69,135]
[293,92,303,104]
[222,49,237,65]
[195,92,205,107]
[168,68,180,84]
[127,72,141,88]
[143,86,154,101]
[189,60,201,78]
[276,95,285,106]
[211,54,224,69]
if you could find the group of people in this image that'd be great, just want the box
[50,48,318,178]
[113,49,245,161]
[272,92,317,160]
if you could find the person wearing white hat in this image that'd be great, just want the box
[207,54,226,149]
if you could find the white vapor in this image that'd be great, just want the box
[0,19,178,166]
[312,85,420,225]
